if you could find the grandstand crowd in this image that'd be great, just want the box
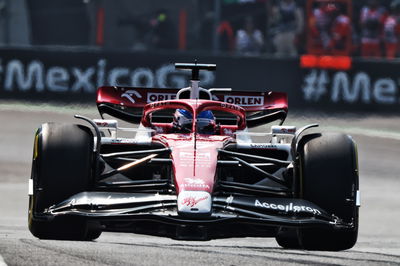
[200,0,400,58]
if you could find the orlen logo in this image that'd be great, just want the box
[121,89,142,103]
[147,93,176,103]
[224,95,264,106]
[181,196,208,207]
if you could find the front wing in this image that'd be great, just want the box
[39,192,354,239]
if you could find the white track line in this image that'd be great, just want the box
[0,254,7,266]
[323,126,400,141]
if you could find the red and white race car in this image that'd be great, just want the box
[28,63,359,250]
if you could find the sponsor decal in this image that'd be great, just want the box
[178,151,212,168]
[101,138,139,144]
[147,93,176,102]
[280,128,295,133]
[224,95,264,106]
[179,151,210,161]
[178,191,211,213]
[149,101,170,108]
[104,195,138,205]
[96,121,109,127]
[302,69,400,104]
[220,102,242,111]
[255,199,322,215]
[67,195,138,206]
[183,177,210,189]
[225,195,234,204]
[94,119,118,128]
[184,177,205,185]
[271,126,296,134]
[181,196,208,207]
[121,89,142,103]
[250,143,277,149]
[0,59,215,93]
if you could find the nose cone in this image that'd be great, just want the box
[177,191,212,216]
[163,133,232,216]
[170,135,224,194]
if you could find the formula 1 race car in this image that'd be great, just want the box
[28,63,360,251]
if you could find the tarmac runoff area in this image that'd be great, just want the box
[0,102,400,265]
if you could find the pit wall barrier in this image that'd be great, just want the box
[0,47,399,112]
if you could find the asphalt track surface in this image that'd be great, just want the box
[0,102,400,265]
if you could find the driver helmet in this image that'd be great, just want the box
[173,109,193,132]
[173,109,216,134]
[197,110,216,134]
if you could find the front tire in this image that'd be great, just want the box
[297,133,359,251]
[275,227,301,249]
[28,123,101,240]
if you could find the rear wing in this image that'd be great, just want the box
[97,86,288,127]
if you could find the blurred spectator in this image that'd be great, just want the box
[384,0,400,58]
[360,0,387,57]
[308,2,351,55]
[218,21,235,52]
[309,2,335,52]
[146,9,177,50]
[330,4,351,53]
[235,16,264,55]
[269,0,304,56]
